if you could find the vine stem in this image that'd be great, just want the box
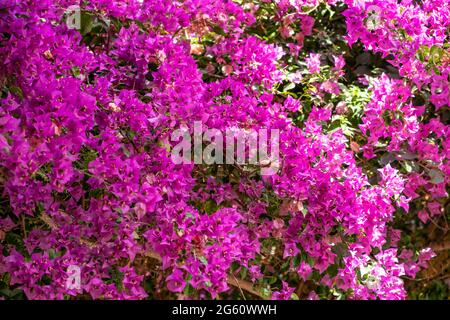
[431,241,450,252]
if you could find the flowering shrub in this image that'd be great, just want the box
[0,0,448,300]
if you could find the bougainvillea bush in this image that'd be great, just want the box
[0,0,449,300]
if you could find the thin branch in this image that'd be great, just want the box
[431,241,450,252]
[21,215,27,238]
[231,273,246,300]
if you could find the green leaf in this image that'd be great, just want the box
[417,45,430,62]
[292,254,301,267]
[240,267,248,279]
[282,82,295,92]
[430,45,443,64]
[300,206,308,217]
[402,161,413,173]
[267,276,277,284]
[290,293,299,300]
[80,11,94,35]
[261,287,271,298]
[211,25,227,37]
[396,151,417,160]
[9,86,23,99]
[185,212,195,220]
[199,256,208,265]
[428,169,444,184]
[183,283,194,296]
[48,248,58,259]
[71,66,80,77]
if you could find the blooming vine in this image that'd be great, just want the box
[0,0,448,300]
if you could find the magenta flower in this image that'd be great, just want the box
[305,53,321,74]
[166,269,186,293]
